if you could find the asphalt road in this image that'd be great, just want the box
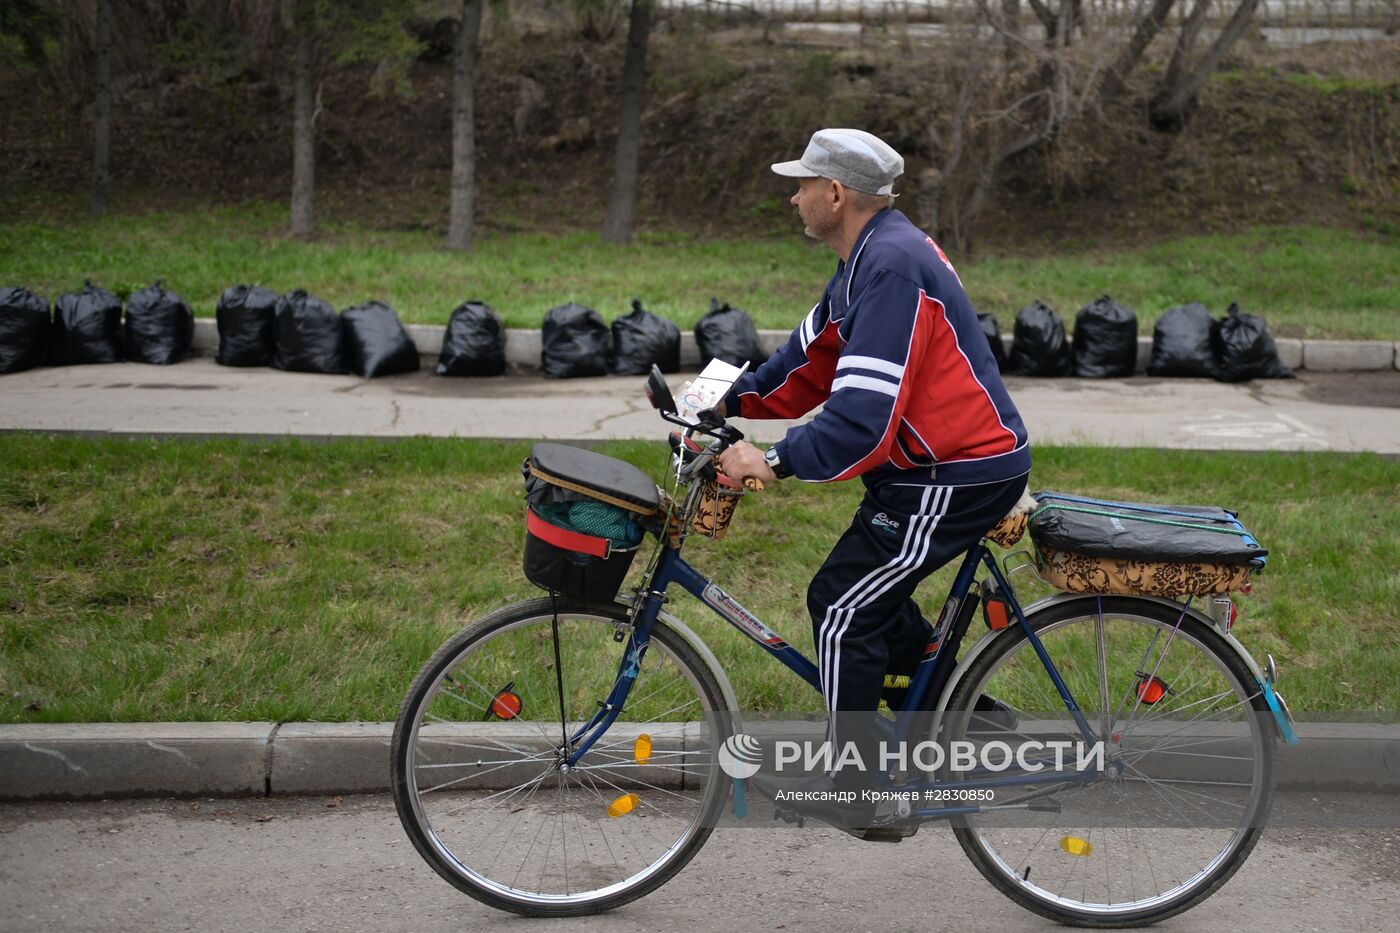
[1,359,1398,453]
[2,792,1397,932]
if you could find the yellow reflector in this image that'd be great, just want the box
[1060,836,1094,857]
[634,734,653,764]
[607,793,639,818]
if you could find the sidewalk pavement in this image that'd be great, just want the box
[2,721,1398,800]
[2,356,1399,454]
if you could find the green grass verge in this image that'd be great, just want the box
[2,435,1397,723]
[1,205,1396,339]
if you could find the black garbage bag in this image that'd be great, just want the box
[694,298,764,370]
[124,279,194,365]
[437,300,506,377]
[50,280,124,366]
[976,312,1007,371]
[341,300,419,378]
[1212,303,1295,383]
[541,303,610,379]
[1007,300,1072,377]
[1146,303,1217,378]
[273,289,347,374]
[1072,295,1138,378]
[0,285,50,374]
[611,298,680,375]
[216,284,279,367]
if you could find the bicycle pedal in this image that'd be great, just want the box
[847,822,916,844]
[772,806,805,828]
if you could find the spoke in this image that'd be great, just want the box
[1123,763,1243,825]
[565,771,622,887]
[414,750,551,790]
[584,768,695,819]
[1119,608,1190,737]
[432,769,550,823]
[484,770,553,880]
[510,774,559,891]
[1112,628,1161,726]
[1121,773,1253,800]
[1122,733,1253,761]
[1123,686,1240,734]
[574,764,701,802]
[416,753,553,770]
[589,697,705,744]
[413,731,542,757]
[1119,694,1255,755]
[429,689,558,748]
[1095,598,1111,741]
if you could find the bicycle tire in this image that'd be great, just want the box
[944,595,1273,928]
[391,597,730,917]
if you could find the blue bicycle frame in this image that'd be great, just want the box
[563,532,1103,816]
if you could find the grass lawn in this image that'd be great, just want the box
[1,205,1396,339]
[1,435,1396,723]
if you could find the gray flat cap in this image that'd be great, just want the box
[771,128,904,196]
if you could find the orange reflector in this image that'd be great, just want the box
[634,734,653,764]
[606,793,639,818]
[1060,836,1093,857]
[984,598,1011,631]
[1136,674,1170,705]
[489,687,522,720]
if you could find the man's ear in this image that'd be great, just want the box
[828,180,847,213]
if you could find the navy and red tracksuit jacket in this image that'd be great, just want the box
[726,209,1031,488]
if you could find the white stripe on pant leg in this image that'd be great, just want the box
[816,485,934,710]
[820,485,942,713]
[817,487,951,765]
[830,486,951,711]
[828,486,951,714]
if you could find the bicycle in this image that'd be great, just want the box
[390,366,1298,925]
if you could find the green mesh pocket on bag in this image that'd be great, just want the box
[534,500,643,550]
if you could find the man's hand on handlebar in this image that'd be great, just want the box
[715,441,776,486]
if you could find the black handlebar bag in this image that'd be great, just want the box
[521,443,661,601]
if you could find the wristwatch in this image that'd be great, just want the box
[763,445,792,480]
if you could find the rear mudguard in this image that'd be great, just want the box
[933,592,1291,743]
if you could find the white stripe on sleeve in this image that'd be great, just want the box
[831,374,900,398]
[836,355,905,378]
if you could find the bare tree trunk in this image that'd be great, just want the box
[1026,0,1058,43]
[1152,0,1261,129]
[918,59,980,238]
[601,0,652,245]
[446,0,484,251]
[90,0,111,216]
[1162,0,1211,97]
[290,0,317,237]
[1001,0,1023,62]
[1098,0,1178,106]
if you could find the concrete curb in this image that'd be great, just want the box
[186,320,1396,374]
[2,721,1397,800]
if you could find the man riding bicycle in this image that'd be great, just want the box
[715,128,1032,830]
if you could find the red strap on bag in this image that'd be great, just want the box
[527,508,610,558]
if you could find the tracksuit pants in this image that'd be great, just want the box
[807,476,1026,778]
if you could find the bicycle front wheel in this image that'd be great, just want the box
[391,597,729,917]
[944,595,1273,927]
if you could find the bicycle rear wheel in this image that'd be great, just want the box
[944,595,1273,927]
[391,597,729,917]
